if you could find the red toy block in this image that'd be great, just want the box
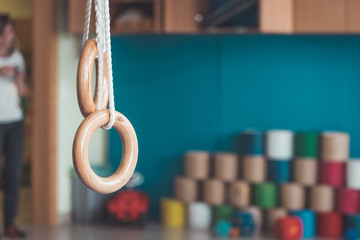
[317,212,343,238]
[275,216,303,240]
[337,188,360,214]
[319,162,345,187]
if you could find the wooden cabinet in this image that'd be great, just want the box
[68,0,208,34]
[260,0,360,34]
[347,0,360,33]
[295,0,346,33]
[68,0,162,34]
[163,0,208,33]
[260,0,295,33]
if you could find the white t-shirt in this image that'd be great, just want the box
[0,50,25,124]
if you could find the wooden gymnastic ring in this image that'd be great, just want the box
[77,39,109,117]
[72,109,138,193]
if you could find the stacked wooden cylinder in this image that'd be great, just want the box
[162,130,360,238]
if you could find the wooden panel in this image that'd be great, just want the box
[163,0,208,33]
[33,0,58,224]
[13,20,33,51]
[295,0,346,33]
[347,0,360,32]
[259,0,295,33]
[69,0,95,34]
[153,0,163,32]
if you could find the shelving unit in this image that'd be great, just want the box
[69,0,360,34]
[68,0,208,34]
[110,0,162,33]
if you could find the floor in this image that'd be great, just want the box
[13,224,332,240]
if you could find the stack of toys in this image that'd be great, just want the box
[161,129,360,239]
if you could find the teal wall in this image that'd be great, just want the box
[109,35,360,219]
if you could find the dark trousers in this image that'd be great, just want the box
[0,121,24,229]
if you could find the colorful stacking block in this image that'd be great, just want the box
[161,198,185,228]
[336,188,359,214]
[268,160,291,183]
[275,216,303,240]
[231,211,255,237]
[290,210,316,238]
[188,202,211,230]
[213,205,234,223]
[317,212,343,238]
[240,130,264,155]
[319,161,345,187]
[294,132,319,158]
[254,182,278,209]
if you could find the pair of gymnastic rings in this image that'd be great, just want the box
[72,39,138,194]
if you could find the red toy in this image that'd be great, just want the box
[107,189,150,225]
[337,188,360,214]
[318,212,343,238]
[275,216,303,240]
[319,162,345,187]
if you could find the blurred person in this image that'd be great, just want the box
[0,15,28,238]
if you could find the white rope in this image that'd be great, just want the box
[102,0,116,129]
[94,0,104,112]
[82,0,92,46]
[82,0,116,129]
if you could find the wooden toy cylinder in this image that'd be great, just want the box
[174,176,197,203]
[317,212,343,238]
[319,161,345,187]
[240,130,263,155]
[254,182,277,209]
[266,130,294,159]
[280,183,305,210]
[309,185,334,212]
[321,132,349,161]
[203,179,225,205]
[242,206,263,235]
[187,202,212,230]
[336,188,360,214]
[184,151,210,180]
[161,198,186,228]
[294,132,319,158]
[213,205,234,223]
[268,160,291,183]
[347,160,360,189]
[243,156,266,183]
[293,159,318,186]
[214,153,238,182]
[229,181,250,208]
[267,208,287,232]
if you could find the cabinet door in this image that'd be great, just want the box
[259,0,295,33]
[295,0,346,33]
[347,0,360,33]
[69,0,95,34]
[163,0,208,33]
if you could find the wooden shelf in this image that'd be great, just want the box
[68,0,162,34]
[260,0,360,34]
[68,0,208,34]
